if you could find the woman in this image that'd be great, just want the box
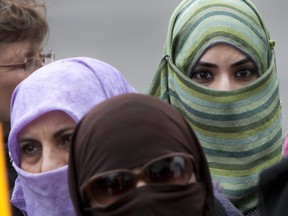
[8,57,136,215]
[68,93,214,216]
[147,0,282,215]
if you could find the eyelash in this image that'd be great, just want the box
[21,143,41,155]
[20,133,73,154]
[60,133,73,148]
[190,70,213,79]
[191,67,258,78]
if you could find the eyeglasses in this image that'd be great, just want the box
[40,51,55,64]
[81,153,196,208]
[0,51,55,73]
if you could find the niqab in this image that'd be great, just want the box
[68,93,214,216]
[147,0,282,212]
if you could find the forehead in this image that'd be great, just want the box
[18,111,76,138]
[199,44,247,63]
[0,40,41,64]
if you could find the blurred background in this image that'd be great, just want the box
[45,0,288,132]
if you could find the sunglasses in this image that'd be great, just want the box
[81,153,196,208]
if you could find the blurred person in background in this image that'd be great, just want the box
[0,0,50,215]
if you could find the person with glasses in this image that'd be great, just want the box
[7,57,136,215]
[68,93,243,216]
[147,0,282,215]
[0,0,50,215]
[0,0,50,141]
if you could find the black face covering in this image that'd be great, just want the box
[87,184,207,216]
[259,158,288,216]
[87,183,206,216]
[68,93,214,216]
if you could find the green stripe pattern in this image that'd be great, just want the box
[147,0,282,213]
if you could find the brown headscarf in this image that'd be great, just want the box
[68,93,214,216]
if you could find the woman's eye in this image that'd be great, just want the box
[235,69,250,78]
[21,144,40,155]
[61,134,73,149]
[191,71,213,80]
[234,69,257,79]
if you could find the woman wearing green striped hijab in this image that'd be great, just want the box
[147,0,282,215]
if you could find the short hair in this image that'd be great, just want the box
[0,0,49,43]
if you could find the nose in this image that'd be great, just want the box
[41,145,68,172]
[136,180,147,188]
[213,73,235,91]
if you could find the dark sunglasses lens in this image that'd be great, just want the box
[145,156,193,184]
[90,172,135,205]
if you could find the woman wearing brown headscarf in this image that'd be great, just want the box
[68,93,215,216]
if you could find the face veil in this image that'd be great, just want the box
[68,93,215,216]
[147,0,282,213]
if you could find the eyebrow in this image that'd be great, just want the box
[18,126,75,143]
[195,61,218,68]
[18,137,36,144]
[53,126,75,139]
[196,58,252,68]
[231,58,252,67]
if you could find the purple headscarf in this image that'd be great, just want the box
[8,57,136,216]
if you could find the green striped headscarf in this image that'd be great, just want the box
[147,0,282,213]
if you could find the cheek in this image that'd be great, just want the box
[51,148,70,168]
[20,147,69,173]
[1,71,29,86]
[189,173,197,183]
[62,150,69,164]
[0,72,29,100]
[249,74,258,82]
[234,75,258,89]
[89,194,124,208]
[21,159,41,173]
[231,82,246,90]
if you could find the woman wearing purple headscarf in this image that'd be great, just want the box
[8,57,136,216]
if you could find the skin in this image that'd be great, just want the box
[0,40,42,136]
[17,111,76,173]
[191,43,259,91]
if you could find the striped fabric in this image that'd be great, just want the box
[147,0,282,213]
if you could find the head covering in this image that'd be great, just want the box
[8,57,136,216]
[147,0,282,213]
[68,93,214,216]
